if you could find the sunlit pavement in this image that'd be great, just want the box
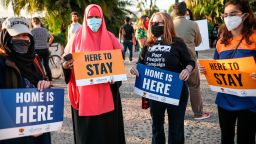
[51,48,221,144]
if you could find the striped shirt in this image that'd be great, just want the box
[31,27,50,50]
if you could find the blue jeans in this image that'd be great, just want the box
[122,40,133,61]
[149,84,189,144]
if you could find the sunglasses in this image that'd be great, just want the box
[150,21,164,26]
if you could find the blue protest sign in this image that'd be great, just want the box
[0,88,64,140]
[134,64,183,105]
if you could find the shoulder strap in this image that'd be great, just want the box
[33,56,46,79]
[230,37,244,58]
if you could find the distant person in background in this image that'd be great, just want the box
[31,17,54,84]
[173,2,210,120]
[68,11,82,41]
[119,16,135,63]
[185,9,194,20]
[135,15,148,56]
[210,24,219,48]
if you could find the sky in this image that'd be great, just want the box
[156,0,175,11]
[0,0,176,18]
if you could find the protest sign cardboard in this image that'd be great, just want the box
[134,64,183,105]
[199,57,256,96]
[195,19,210,51]
[0,88,64,140]
[73,49,127,86]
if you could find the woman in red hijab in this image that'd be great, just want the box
[62,4,126,144]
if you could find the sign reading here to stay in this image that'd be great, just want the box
[73,49,127,86]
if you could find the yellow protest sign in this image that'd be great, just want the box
[198,56,256,97]
[72,49,127,86]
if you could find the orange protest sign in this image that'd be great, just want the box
[198,56,256,97]
[72,49,127,86]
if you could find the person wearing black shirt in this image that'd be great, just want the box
[130,12,195,144]
[119,17,135,62]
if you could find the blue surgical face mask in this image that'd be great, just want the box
[87,18,102,32]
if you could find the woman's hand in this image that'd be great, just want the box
[199,65,207,74]
[32,133,43,137]
[37,80,51,91]
[130,65,139,77]
[179,68,191,81]
[62,60,74,69]
[62,53,74,69]
[250,72,256,80]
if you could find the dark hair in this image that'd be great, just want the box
[32,17,41,25]
[125,17,130,23]
[173,2,187,16]
[71,11,78,16]
[187,9,194,20]
[221,0,256,46]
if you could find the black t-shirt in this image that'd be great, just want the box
[120,24,134,41]
[139,37,195,73]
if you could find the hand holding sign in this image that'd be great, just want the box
[250,72,256,80]
[37,80,51,92]
[199,65,207,74]
[62,53,74,69]
[179,67,192,81]
[130,65,139,77]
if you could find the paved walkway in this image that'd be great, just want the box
[51,48,221,144]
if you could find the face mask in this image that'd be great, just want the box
[224,16,242,31]
[144,20,149,29]
[87,18,102,32]
[185,16,190,20]
[151,25,164,38]
[11,39,31,54]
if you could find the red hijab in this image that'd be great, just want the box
[66,4,121,116]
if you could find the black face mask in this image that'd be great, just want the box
[11,39,31,54]
[151,25,164,38]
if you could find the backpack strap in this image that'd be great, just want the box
[33,55,46,79]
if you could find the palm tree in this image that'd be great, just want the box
[1,0,133,37]
[136,0,159,17]
[185,0,225,24]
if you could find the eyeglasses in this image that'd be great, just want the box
[150,21,164,26]
[221,11,243,18]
